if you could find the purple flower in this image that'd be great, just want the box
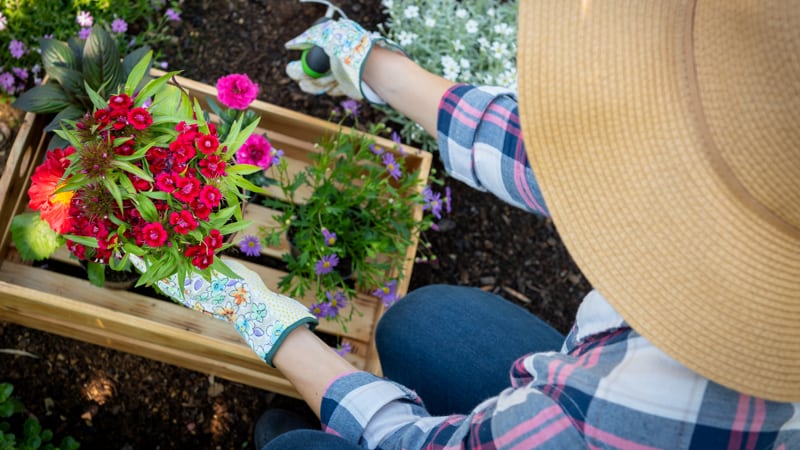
[159,61,168,69]
[314,254,339,275]
[0,73,15,93]
[445,186,452,214]
[12,67,28,80]
[238,235,262,257]
[340,99,360,117]
[76,11,93,27]
[334,341,352,356]
[309,302,336,319]
[382,152,402,180]
[369,144,384,155]
[322,228,337,246]
[271,148,284,164]
[423,186,443,219]
[9,40,25,59]
[165,8,181,22]
[78,27,92,40]
[42,34,54,40]
[372,280,399,307]
[391,131,406,155]
[111,18,128,34]
[326,290,347,312]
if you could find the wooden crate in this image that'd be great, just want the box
[0,73,432,398]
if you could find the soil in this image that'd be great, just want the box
[0,1,591,449]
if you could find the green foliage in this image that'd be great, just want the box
[9,213,63,262]
[377,0,518,151]
[0,382,80,450]
[0,0,181,98]
[13,25,151,133]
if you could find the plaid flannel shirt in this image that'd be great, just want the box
[319,85,800,449]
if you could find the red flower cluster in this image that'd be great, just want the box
[58,94,233,270]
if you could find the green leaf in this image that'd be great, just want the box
[40,38,79,71]
[123,243,146,257]
[62,234,98,248]
[111,159,153,182]
[211,258,242,280]
[10,213,62,262]
[84,81,108,110]
[82,25,123,95]
[67,37,85,65]
[124,50,153,96]
[226,163,263,176]
[230,174,268,195]
[103,176,125,211]
[147,84,182,116]
[219,219,252,236]
[231,118,261,155]
[135,194,159,222]
[23,418,41,439]
[123,46,152,78]
[44,105,85,133]
[11,84,72,114]
[0,383,12,403]
[134,71,179,108]
[87,261,105,287]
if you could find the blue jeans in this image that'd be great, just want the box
[263,284,566,449]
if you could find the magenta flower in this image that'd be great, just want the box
[76,11,93,27]
[236,134,274,169]
[9,40,25,59]
[111,18,128,34]
[314,254,339,275]
[382,153,402,180]
[372,280,399,307]
[322,228,337,246]
[216,73,259,110]
[238,235,262,257]
[165,8,181,22]
[334,341,353,356]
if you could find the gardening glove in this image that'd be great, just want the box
[285,18,403,104]
[129,255,317,366]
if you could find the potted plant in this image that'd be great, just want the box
[244,110,447,331]
[8,50,263,289]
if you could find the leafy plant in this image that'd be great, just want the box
[377,0,518,151]
[12,25,152,139]
[10,52,264,289]
[0,382,80,450]
[254,113,447,330]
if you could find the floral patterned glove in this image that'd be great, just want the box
[284,18,403,103]
[130,255,317,366]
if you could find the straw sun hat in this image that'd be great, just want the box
[517,0,799,402]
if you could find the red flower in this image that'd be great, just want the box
[168,136,196,164]
[198,154,226,178]
[198,184,221,208]
[115,139,135,156]
[204,229,224,250]
[185,244,214,269]
[128,107,152,130]
[197,134,219,155]
[27,147,75,233]
[190,199,211,220]
[109,109,128,130]
[129,173,152,191]
[155,172,177,193]
[141,222,168,247]
[173,176,201,202]
[108,94,132,110]
[94,108,110,125]
[169,210,198,235]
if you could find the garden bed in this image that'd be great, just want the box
[0,73,431,399]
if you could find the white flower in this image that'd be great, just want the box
[459,58,471,69]
[483,73,495,85]
[76,10,93,28]
[0,12,7,31]
[487,8,496,17]
[490,41,509,59]
[31,64,41,74]
[455,8,468,19]
[478,37,490,49]
[453,40,465,52]
[496,70,517,88]
[493,23,514,36]
[424,17,436,28]
[397,31,418,46]
[441,55,460,76]
[404,5,419,19]
[503,59,515,70]
[465,20,478,34]
[382,0,393,9]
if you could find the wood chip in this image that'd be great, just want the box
[502,286,532,304]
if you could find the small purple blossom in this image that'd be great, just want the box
[111,18,128,34]
[76,11,94,27]
[165,8,181,21]
[445,186,452,214]
[0,72,15,93]
[42,34,54,40]
[12,67,28,80]
[340,99,360,117]
[326,290,347,312]
[159,61,168,69]
[334,341,353,356]
[9,40,25,59]
[271,148,284,164]
[78,27,92,40]
[372,280,399,307]
[423,186,443,219]
[369,144,384,155]
[238,235,262,257]
[309,302,336,319]
[314,254,339,275]
[382,152,402,180]
[391,131,406,155]
[322,228,337,246]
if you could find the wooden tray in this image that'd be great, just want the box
[0,73,431,398]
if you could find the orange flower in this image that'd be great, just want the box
[231,285,248,305]
[27,147,75,233]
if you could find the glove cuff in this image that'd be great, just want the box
[359,37,406,105]
[262,317,318,367]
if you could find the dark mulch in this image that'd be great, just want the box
[0,1,591,448]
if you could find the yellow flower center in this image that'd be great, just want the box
[50,182,74,206]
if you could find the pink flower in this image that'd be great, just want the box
[142,222,168,247]
[216,74,259,110]
[236,134,273,169]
